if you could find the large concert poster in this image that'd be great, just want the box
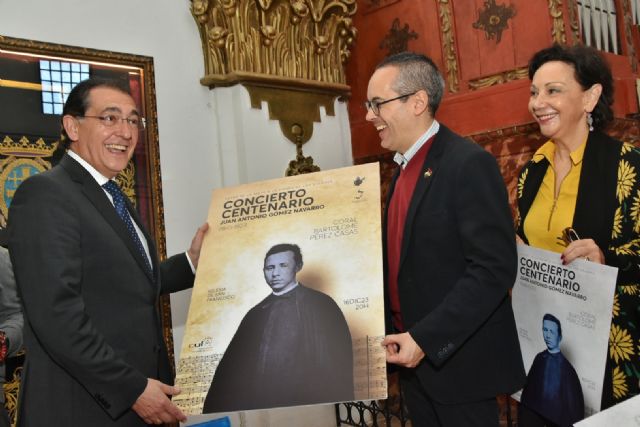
[174,163,387,415]
[512,244,618,423]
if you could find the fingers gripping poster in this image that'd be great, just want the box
[174,163,387,415]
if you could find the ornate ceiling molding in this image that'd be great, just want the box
[437,0,459,93]
[549,0,567,44]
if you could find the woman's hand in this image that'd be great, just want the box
[561,239,605,265]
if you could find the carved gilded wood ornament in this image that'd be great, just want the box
[379,18,418,57]
[472,0,516,43]
[437,0,459,93]
[191,0,358,174]
[549,0,567,44]
[468,66,528,90]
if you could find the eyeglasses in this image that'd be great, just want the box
[558,227,580,247]
[79,114,146,130]
[364,92,416,116]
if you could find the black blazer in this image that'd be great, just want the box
[9,154,194,426]
[384,125,525,403]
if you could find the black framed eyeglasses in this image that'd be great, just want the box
[78,114,146,130]
[364,92,417,116]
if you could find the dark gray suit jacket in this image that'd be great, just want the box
[9,154,194,426]
[384,125,526,403]
[0,246,23,403]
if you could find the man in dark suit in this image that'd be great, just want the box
[366,52,525,426]
[8,77,207,426]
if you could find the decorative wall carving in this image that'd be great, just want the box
[472,0,516,43]
[245,83,336,144]
[567,0,580,44]
[549,0,567,44]
[191,0,357,87]
[379,18,418,56]
[0,137,54,227]
[620,0,638,72]
[191,0,357,175]
[437,0,459,93]
[285,124,322,176]
[468,66,528,90]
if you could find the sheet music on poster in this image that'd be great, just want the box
[512,244,617,420]
[173,163,387,415]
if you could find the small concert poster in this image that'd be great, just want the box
[512,244,617,424]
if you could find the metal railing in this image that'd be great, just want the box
[335,398,411,427]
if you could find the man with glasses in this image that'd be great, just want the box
[367,52,525,426]
[9,77,208,426]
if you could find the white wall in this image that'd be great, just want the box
[0,1,353,425]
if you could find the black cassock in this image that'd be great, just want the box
[202,284,354,413]
[520,350,585,427]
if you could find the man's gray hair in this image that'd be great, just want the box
[375,52,445,116]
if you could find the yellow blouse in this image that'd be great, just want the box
[523,140,587,253]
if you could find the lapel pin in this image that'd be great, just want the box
[424,168,432,178]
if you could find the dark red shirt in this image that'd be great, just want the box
[386,136,435,332]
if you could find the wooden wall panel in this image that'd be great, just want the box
[437,79,531,136]
[455,0,517,81]
[347,0,640,163]
[511,1,553,66]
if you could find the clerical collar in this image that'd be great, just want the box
[393,120,440,169]
[67,150,111,186]
[272,282,299,296]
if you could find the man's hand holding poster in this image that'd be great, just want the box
[173,163,386,415]
[512,244,617,426]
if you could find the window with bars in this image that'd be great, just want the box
[39,60,90,115]
[577,0,619,54]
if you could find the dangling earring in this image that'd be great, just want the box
[586,112,594,132]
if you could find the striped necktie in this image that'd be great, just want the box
[102,180,153,274]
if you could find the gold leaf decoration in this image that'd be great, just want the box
[191,0,357,86]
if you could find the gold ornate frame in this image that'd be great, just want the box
[0,35,172,423]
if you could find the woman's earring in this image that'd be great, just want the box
[587,112,594,131]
